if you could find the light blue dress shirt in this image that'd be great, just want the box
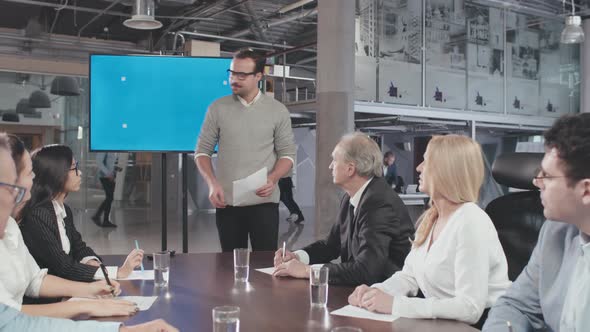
[559,233,590,332]
[0,303,120,332]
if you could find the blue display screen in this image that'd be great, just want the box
[90,55,232,152]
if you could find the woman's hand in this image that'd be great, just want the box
[360,288,394,314]
[348,284,371,307]
[118,249,145,278]
[84,299,138,317]
[84,279,122,298]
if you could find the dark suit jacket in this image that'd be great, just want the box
[20,201,101,282]
[302,177,414,286]
[385,163,398,186]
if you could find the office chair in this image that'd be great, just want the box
[485,152,545,281]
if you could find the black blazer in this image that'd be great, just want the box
[302,177,414,286]
[20,201,100,282]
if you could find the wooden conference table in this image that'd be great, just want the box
[100,252,479,332]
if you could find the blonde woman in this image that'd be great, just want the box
[348,135,511,328]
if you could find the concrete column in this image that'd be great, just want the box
[315,0,355,239]
[581,19,590,113]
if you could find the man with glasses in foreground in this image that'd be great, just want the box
[195,48,296,252]
[0,133,177,332]
[483,113,590,331]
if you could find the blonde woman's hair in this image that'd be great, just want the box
[413,135,485,247]
[338,132,384,178]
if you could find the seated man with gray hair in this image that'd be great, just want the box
[273,132,414,286]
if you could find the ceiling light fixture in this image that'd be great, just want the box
[28,90,51,108]
[51,76,80,96]
[124,0,163,30]
[561,0,585,44]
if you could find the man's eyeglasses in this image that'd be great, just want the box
[227,69,257,80]
[533,169,567,183]
[0,182,26,204]
[69,161,80,176]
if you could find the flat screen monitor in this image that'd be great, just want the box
[89,54,232,152]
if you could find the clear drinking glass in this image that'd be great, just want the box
[309,265,329,306]
[153,251,170,287]
[212,305,240,332]
[233,248,250,282]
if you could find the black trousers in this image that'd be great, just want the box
[215,203,279,252]
[95,177,115,221]
[278,177,302,215]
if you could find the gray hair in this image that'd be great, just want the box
[338,132,383,178]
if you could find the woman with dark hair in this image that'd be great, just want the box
[20,144,143,282]
[0,135,140,318]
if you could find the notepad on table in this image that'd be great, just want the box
[331,305,398,322]
[68,296,158,311]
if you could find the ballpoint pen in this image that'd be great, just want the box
[135,239,144,271]
[99,263,116,297]
[282,241,286,262]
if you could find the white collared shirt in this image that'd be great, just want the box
[0,217,48,309]
[559,232,590,332]
[349,177,373,215]
[52,200,70,255]
[296,178,373,264]
[237,90,262,107]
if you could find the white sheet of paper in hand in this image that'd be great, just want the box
[232,167,268,206]
[331,305,398,322]
[255,267,276,275]
[256,264,324,276]
[117,270,154,280]
[68,296,157,311]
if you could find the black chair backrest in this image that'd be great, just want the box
[485,153,545,281]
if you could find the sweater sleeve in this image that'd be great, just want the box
[195,104,219,157]
[273,106,296,162]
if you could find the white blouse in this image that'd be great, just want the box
[0,217,48,309]
[372,202,511,324]
[52,200,70,254]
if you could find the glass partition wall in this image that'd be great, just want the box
[356,0,580,116]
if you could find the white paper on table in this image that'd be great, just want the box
[255,267,276,275]
[232,167,267,206]
[118,296,157,311]
[68,296,158,311]
[255,264,324,276]
[331,305,399,322]
[117,270,155,280]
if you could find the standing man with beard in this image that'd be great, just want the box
[195,48,296,252]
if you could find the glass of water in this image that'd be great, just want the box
[153,251,170,287]
[309,265,329,306]
[233,248,250,282]
[212,305,240,332]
